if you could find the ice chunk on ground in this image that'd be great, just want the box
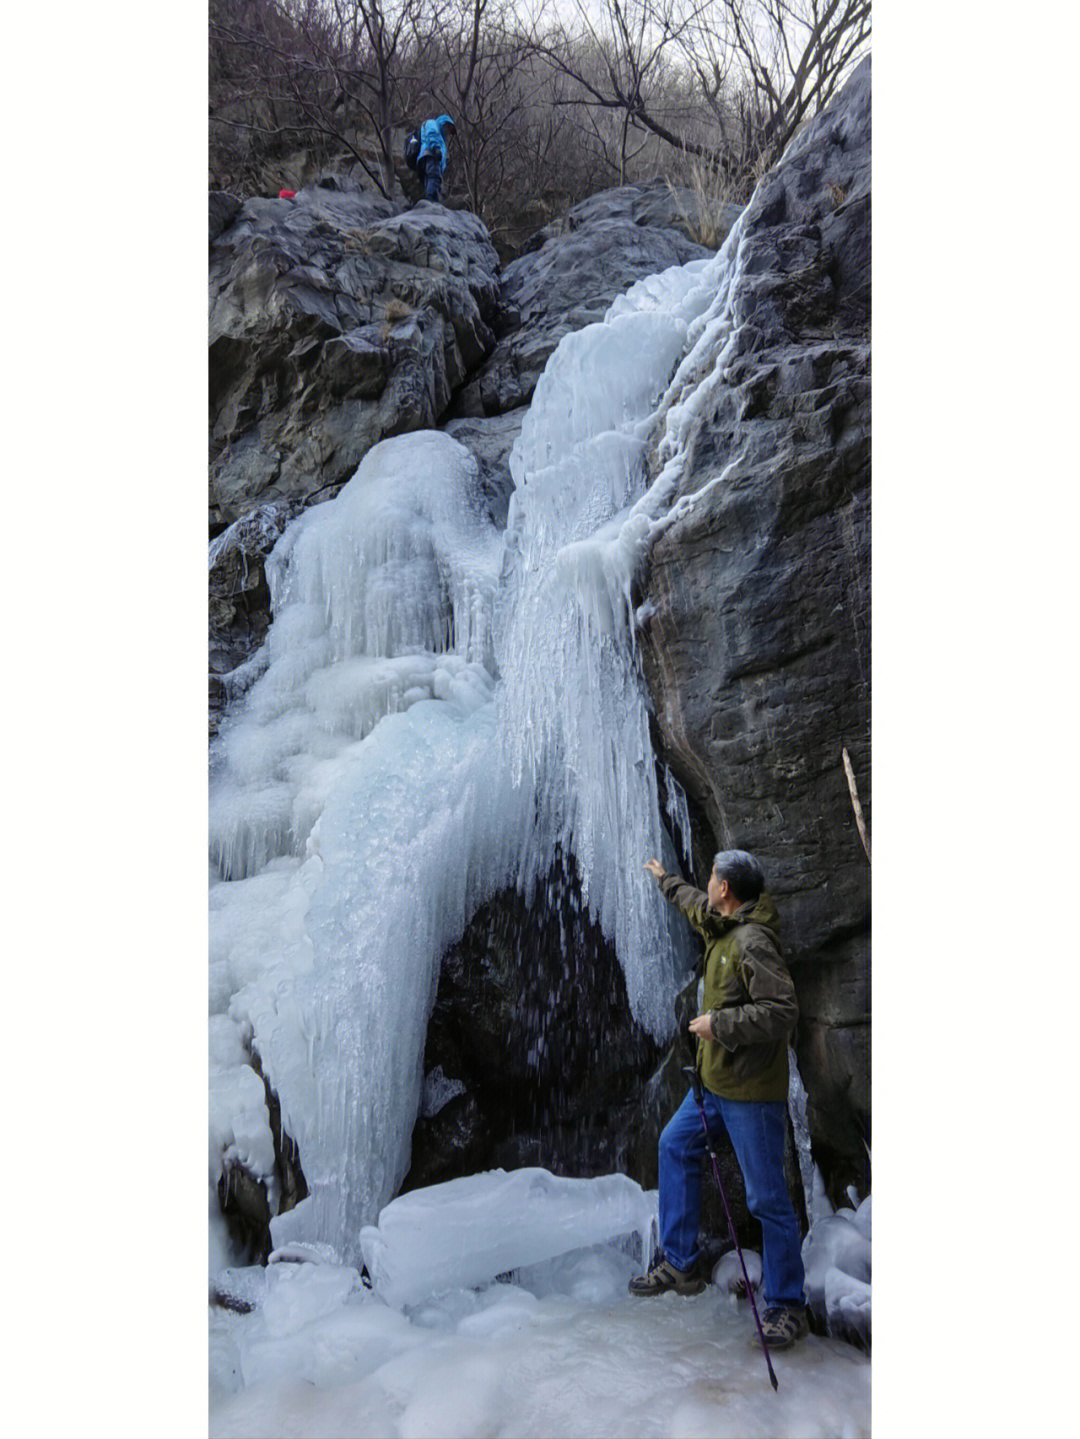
[803,1203,871,1342]
[268,1240,342,1266]
[260,1259,362,1338]
[824,1266,871,1347]
[359,1168,658,1308]
[712,1248,762,1294]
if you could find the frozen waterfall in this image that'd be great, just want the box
[209,210,758,1266]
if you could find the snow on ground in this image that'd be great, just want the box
[210,1242,868,1439]
[211,1169,869,1439]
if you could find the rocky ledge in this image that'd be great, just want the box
[210,187,501,531]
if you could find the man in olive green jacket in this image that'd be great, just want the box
[629,849,808,1350]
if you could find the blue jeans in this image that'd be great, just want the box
[658,1088,805,1309]
[420,153,443,201]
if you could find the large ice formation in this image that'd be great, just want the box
[357,1166,658,1308]
[208,207,852,1271]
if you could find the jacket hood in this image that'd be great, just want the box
[700,889,780,941]
[436,114,455,132]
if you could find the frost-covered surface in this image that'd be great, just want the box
[802,1180,871,1349]
[358,1167,658,1308]
[210,1185,870,1439]
[208,432,512,1262]
[207,209,863,1282]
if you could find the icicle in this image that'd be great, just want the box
[787,1046,819,1229]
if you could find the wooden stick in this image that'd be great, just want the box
[842,746,871,864]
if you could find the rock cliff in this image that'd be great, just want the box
[639,58,870,1200]
[208,63,870,1248]
[209,188,500,531]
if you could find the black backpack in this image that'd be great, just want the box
[404,128,421,171]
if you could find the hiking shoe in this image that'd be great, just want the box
[758,1305,809,1349]
[628,1257,706,1297]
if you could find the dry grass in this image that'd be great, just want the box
[380,295,415,342]
[665,158,736,248]
[342,228,383,254]
[664,153,764,248]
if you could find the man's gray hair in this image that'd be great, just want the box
[712,849,765,904]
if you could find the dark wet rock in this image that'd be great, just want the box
[405,851,664,1195]
[638,58,871,1206]
[210,187,501,529]
[215,1058,309,1266]
[410,859,806,1253]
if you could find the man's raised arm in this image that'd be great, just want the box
[643,859,709,933]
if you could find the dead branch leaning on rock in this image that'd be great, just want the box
[842,745,870,864]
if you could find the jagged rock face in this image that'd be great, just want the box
[208,498,307,738]
[209,188,501,529]
[453,187,714,417]
[639,60,871,1204]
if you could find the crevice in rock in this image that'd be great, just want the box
[215,1055,308,1266]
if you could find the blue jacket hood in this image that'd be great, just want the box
[418,115,455,164]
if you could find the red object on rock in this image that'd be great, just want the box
[279,188,296,199]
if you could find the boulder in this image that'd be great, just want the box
[453,187,713,417]
[528,180,742,251]
[210,186,502,529]
[441,408,527,530]
[638,59,871,1204]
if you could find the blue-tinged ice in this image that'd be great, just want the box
[209,211,799,1266]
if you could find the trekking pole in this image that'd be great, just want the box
[682,1063,779,1392]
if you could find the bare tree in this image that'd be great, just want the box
[210,0,427,196]
[210,0,865,239]
[535,0,869,193]
[714,0,871,165]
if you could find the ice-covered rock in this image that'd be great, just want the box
[455,184,712,417]
[712,1248,762,1294]
[358,1168,658,1308]
[803,1186,871,1344]
[824,1265,870,1347]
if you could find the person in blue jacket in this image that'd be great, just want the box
[416,114,456,202]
